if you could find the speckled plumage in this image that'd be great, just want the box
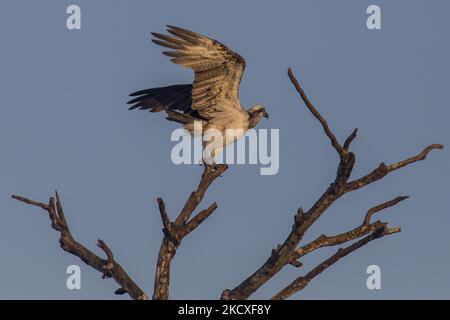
[128,25,268,162]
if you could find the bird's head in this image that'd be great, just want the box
[247,105,269,128]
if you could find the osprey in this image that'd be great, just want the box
[128,25,268,163]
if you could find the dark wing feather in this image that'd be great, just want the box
[127,84,202,119]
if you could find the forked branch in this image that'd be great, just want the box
[153,164,228,299]
[293,196,408,260]
[272,225,400,300]
[12,162,227,300]
[12,192,148,300]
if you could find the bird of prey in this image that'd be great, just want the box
[128,25,268,164]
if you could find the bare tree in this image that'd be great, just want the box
[12,68,443,300]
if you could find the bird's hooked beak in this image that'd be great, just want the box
[264,111,269,119]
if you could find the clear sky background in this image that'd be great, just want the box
[0,0,449,299]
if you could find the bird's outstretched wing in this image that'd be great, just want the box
[151,25,247,120]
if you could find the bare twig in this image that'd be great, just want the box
[157,198,172,235]
[181,202,218,237]
[288,67,345,159]
[345,144,443,193]
[387,144,444,171]
[12,192,148,300]
[363,196,408,225]
[343,128,358,151]
[11,195,50,210]
[294,196,408,260]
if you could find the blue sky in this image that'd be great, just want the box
[0,0,449,299]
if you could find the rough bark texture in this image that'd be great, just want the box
[153,164,228,299]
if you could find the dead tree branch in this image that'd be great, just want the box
[13,164,227,300]
[272,225,400,300]
[11,160,227,300]
[287,67,346,159]
[12,192,148,300]
[344,143,443,193]
[153,164,228,300]
[221,68,443,300]
[11,65,443,301]
[292,196,408,260]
